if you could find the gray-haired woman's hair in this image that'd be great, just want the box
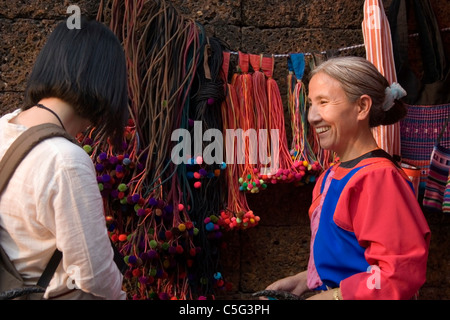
[310,56,407,127]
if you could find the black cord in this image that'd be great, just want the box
[36,104,66,131]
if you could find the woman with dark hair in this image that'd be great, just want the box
[263,56,430,300]
[0,17,128,299]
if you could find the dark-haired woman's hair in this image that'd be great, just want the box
[24,17,129,142]
[310,56,407,127]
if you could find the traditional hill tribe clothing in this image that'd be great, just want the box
[307,149,430,299]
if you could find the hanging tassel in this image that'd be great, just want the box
[261,56,296,184]
[287,54,321,184]
[220,52,260,230]
[233,52,261,194]
[249,54,270,191]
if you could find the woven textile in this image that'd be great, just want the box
[423,143,450,212]
[443,172,450,214]
[400,103,450,187]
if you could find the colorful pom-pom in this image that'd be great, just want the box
[98,152,107,161]
[82,145,92,154]
[149,240,158,249]
[205,222,215,232]
[148,197,158,206]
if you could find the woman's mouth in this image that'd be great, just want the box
[315,126,331,134]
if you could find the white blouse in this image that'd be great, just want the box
[0,110,125,299]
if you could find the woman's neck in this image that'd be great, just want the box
[336,129,380,163]
[12,98,90,137]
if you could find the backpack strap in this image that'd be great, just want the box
[0,123,78,194]
[0,123,77,299]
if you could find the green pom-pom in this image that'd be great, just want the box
[149,239,158,249]
[82,145,92,154]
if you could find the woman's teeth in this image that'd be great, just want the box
[315,126,331,134]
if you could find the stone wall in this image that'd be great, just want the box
[1,0,449,300]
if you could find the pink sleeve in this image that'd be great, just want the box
[336,166,431,300]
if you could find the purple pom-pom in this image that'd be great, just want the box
[98,152,107,161]
[148,198,158,206]
[131,194,140,203]
[128,255,137,264]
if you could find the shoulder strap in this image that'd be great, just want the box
[0,123,77,297]
[0,123,78,195]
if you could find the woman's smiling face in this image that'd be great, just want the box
[307,71,361,158]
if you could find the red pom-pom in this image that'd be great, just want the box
[175,245,184,254]
[111,234,119,242]
[132,268,142,277]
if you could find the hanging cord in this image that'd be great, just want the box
[227,27,450,58]
[35,104,66,131]
[219,52,258,231]
[94,0,209,300]
[187,35,230,296]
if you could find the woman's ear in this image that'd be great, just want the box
[357,94,372,121]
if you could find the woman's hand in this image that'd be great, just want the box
[260,270,309,299]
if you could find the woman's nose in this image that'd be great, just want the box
[307,103,321,125]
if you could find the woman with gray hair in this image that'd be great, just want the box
[262,56,430,300]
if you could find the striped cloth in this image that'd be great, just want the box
[423,144,450,212]
[362,0,401,157]
[423,113,450,212]
[400,104,450,186]
[444,171,450,213]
